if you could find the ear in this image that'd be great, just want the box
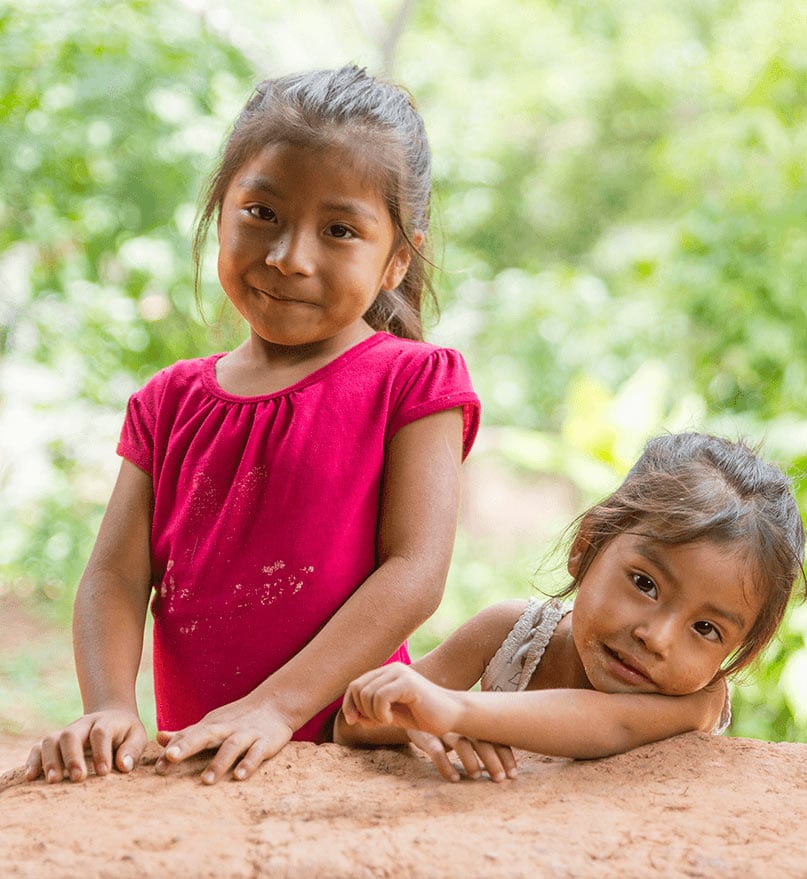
[567,517,592,579]
[381,230,424,292]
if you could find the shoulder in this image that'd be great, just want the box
[369,333,472,373]
[130,354,220,403]
[412,600,530,689]
[372,334,480,456]
[463,599,532,638]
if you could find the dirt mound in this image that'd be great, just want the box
[2,734,805,878]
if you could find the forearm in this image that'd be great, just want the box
[259,409,463,732]
[251,555,445,730]
[73,569,150,714]
[449,688,705,758]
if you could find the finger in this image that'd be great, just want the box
[370,680,414,727]
[349,684,376,724]
[88,722,114,777]
[496,744,518,779]
[115,723,148,774]
[352,668,399,721]
[155,730,189,775]
[158,725,222,769]
[199,735,254,785]
[472,740,507,783]
[413,737,460,783]
[341,690,360,725]
[25,742,44,781]
[370,687,395,726]
[232,739,273,781]
[40,735,67,784]
[59,726,92,783]
[452,737,483,780]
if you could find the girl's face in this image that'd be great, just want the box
[569,534,762,696]
[217,141,411,350]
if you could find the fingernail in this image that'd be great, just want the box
[121,754,134,772]
[166,746,181,760]
[95,763,108,776]
[201,771,214,785]
[70,767,84,782]
[234,768,246,780]
[507,768,518,778]
[450,773,460,782]
[155,759,166,774]
[47,769,58,783]
[492,772,505,782]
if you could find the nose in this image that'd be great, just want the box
[632,612,677,658]
[265,228,314,276]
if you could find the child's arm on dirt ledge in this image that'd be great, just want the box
[343,661,727,759]
[25,460,153,783]
[335,601,526,781]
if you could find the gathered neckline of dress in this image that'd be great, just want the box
[200,332,390,403]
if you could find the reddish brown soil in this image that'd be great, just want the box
[1,733,805,878]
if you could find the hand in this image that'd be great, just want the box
[25,708,147,784]
[154,696,294,784]
[407,729,517,783]
[342,662,462,737]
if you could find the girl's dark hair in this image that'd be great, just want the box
[559,432,805,677]
[193,65,435,341]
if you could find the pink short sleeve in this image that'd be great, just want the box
[117,380,160,475]
[387,346,480,460]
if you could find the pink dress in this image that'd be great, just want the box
[117,332,480,741]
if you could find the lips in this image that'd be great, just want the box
[603,646,655,687]
[265,291,304,304]
[253,286,312,305]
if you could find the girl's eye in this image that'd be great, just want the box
[693,621,721,642]
[247,205,276,221]
[632,573,658,598]
[327,224,354,239]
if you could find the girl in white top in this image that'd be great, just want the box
[337,432,805,782]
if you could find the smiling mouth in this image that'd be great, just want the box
[604,646,654,686]
[254,287,313,305]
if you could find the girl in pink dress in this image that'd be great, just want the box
[26,66,480,786]
[340,433,805,782]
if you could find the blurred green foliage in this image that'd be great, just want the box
[1,0,805,742]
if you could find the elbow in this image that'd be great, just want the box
[579,721,692,760]
[410,563,449,624]
[382,552,449,625]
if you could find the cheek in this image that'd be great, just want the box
[664,646,725,694]
[570,599,602,655]
[572,584,616,634]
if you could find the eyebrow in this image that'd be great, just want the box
[634,540,748,632]
[700,601,747,632]
[235,175,382,224]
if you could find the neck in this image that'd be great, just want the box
[214,323,377,397]
[243,321,376,369]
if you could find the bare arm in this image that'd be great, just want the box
[450,685,724,757]
[26,459,153,782]
[157,407,467,782]
[344,662,727,760]
[334,599,527,746]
